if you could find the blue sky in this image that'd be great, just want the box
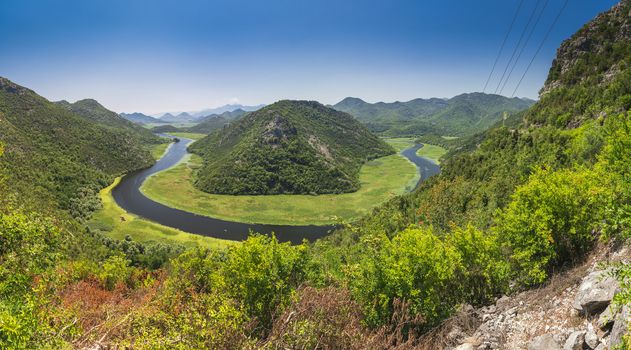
[0,0,619,114]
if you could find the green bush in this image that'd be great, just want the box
[496,167,609,286]
[349,227,462,328]
[447,225,510,305]
[222,235,308,332]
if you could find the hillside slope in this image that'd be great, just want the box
[0,77,157,213]
[333,93,534,136]
[57,99,163,145]
[189,100,394,195]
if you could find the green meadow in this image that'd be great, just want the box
[416,143,447,164]
[140,138,419,225]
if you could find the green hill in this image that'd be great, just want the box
[333,93,534,136]
[187,108,247,134]
[120,112,164,124]
[57,98,162,145]
[189,100,394,195]
[0,78,160,214]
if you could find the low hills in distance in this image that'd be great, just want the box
[120,112,163,124]
[332,93,535,137]
[121,104,264,125]
[123,93,534,142]
[189,100,394,195]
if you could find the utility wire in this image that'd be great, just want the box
[499,0,551,95]
[494,0,543,95]
[482,0,526,93]
[511,0,571,97]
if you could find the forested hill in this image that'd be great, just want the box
[332,92,534,136]
[120,111,163,124]
[189,100,394,195]
[0,77,160,214]
[187,108,248,133]
[57,98,162,145]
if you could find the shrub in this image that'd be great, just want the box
[221,235,308,332]
[496,167,609,286]
[350,227,462,329]
[447,225,510,305]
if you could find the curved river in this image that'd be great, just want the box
[112,137,440,243]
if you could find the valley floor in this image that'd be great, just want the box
[140,138,420,225]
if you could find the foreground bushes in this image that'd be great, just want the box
[497,167,610,286]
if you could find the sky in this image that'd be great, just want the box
[0,0,619,114]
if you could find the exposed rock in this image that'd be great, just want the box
[454,344,475,350]
[585,322,599,349]
[609,305,629,349]
[598,305,617,330]
[563,330,586,350]
[572,270,618,315]
[529,334,562,350]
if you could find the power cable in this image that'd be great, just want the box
[499,0,551,95]
[494,0,543,94]
[511,0,571,97]
[482,0,526,93]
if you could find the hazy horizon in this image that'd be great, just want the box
[0,0,618,114]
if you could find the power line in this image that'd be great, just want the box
[511,0,571,97]
[499,0,551,95]
[482,0,526,93]
[494,0,543,95]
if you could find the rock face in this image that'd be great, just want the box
[609,305,629,349]
[529,334,562,350]
[540,0,631,95]
[572,270,618,315]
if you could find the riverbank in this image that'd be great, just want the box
[89,177,233,249]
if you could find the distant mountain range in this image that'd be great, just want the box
[188,109,248,133]
[332,93,535,137]
[120,112,164,125]
[145,104,265,122]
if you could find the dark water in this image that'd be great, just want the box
[402,144,441,187]
[111,136,439,243]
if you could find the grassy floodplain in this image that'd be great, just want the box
[88,177,233,249]
[167,132,207,140]
[416,143,447,164]
[150,142,171,160]
[140,138,419,225]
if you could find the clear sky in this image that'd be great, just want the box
[0,0,619,114]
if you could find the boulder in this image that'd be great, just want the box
[529,334,562,350]
[572,270,618,315]
[585,323,599,349]
[454,344,475,350]
[609,305,629,349]
[563,331,586,350]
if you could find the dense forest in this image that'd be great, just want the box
[332,92,534,137]
[189,100,394,195]
[0,0,630,349]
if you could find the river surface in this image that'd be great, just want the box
[111,137,440,243]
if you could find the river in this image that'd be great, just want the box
[111,137,440,243]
